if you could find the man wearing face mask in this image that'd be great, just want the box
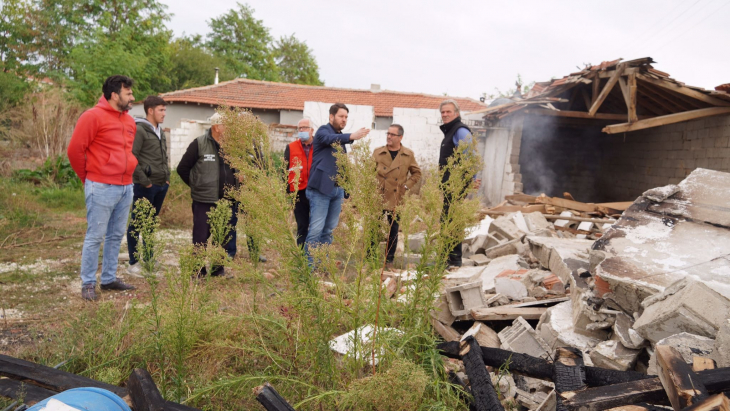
[284,118,314,247]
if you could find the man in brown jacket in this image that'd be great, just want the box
[372,124,422,265]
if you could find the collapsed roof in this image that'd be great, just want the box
[476,57,730,134]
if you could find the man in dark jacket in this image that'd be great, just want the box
[304,103,369,264]
[438,99,481,268]
[176,113,256,277]
[284,118,314,247]
[126,96,170,275]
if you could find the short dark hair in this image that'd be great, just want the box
[143,96,167,115]
[329,102,349,116]
[102,75,135,100]
[389,124,404,136]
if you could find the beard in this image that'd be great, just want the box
[118,98,133,111]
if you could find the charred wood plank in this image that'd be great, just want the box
[656,345,709,409]
[0,353,126,396]
[558,368,730,411]
[253,383,295,411]
[127,368,165,411]
[681,393,730,411]
[460,336,504,411]
[0,378,57,405]
[554,347,586,411]
[436,341,650,386]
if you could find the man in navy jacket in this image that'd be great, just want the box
[305,103,369,264]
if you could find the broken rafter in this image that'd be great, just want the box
[656,345,709,410]
[628,72,639,123]
[603,107,730,134]
[589,63,626,116]
[637,74,730,107]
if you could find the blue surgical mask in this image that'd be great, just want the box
[298,131,310,141]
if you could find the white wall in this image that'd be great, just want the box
[169,120,208,169]
[393,107,443,167]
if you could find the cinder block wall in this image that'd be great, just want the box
[599,115,730,200]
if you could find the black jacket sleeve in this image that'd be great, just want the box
[176,140,199,186]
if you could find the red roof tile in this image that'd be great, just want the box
[159,78,485,117]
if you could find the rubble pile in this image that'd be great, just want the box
[341,168,730,410]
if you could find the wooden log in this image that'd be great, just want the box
[603,107,730,134]
[460,336,504,411]
[681,394,730,411]
[436,342,651,386]
[0,378,57,405]
[606,404,668,411]
[656,345,709,410]
[558,368,730,411]
[127,368,165,411]
[470,306,546,321]
[253,383,295,411]
[554,347,587,411]
[534,196,597,213]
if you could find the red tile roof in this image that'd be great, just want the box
[159,78,486,117]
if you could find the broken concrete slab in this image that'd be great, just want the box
[460,257,476,266]
[525,236,593,284]
[570,273,612,340]
[594,168,730,315]
[442,265,486,288]
[407,232,427,253]
[589,340,641,371]
[430,295,456,326]
[495,277,528,301]
[642,184,680,202]
[470,253,490,266]
[537,301,601,352]
[512,211,530,233]
[498,316,551,359]
[470,254,522,294]
[445,280,486,316]
[465,215,493,241]
[647,332,715,375]
[486,293,510,307]
[613,312,647,350]
[711,318,730,367]
[524,212,551,233]
[633,278,730,344]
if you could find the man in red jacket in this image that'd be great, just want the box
[283,118,314,247]
[68,75,138,301]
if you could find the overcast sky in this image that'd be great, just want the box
[161,0,729,100]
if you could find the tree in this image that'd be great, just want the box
[206,3,278,81]
[167,35,236,91]
[273,34,323,86]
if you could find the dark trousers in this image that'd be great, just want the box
[293,189,310,247]
[385,211,399,263]
[192,200,239,276]
[126,183,169,265]
[441,193,463,266]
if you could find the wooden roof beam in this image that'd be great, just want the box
[589,64,626,116]
[640,80,707,111]
[524,108,632,121]
[628,72,638,123]
[602,107,730,134]
[638,87,680,114]
[637,74,730,107]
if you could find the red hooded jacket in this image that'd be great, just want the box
[67,96,138,185]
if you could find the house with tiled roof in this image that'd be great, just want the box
[132,78,487,169]
[131,78,485,131]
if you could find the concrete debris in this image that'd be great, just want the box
[512,211,530,233]
[589,340,641,371]
[460,257,476,266]
[445,280,487,316]
[613,312,646,350]
[711,318,730,367]
[407,232,426,253]
[633,277,730,344]
[329,325,403,365]
[430,295,456,326]
[498,316,551,359]
[525,236,593,284]
[594,168,730,315]
[486,293,511,307]
[513,375,554,395]
[537,301,601,352]
[470,253,491,266]
[469,254,522,294]
[523,212,552,233]
[642,184,680,202]
[553,211,575,228]
[490,372,517,402]
[570,273,613,340]
[646,332,715,375]
[495,269,529,300]
[535,389,556,411]
[465,215,493,240]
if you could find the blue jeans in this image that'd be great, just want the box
[304,187,344,263]
[126,183,169,265]
[80,180,134,286]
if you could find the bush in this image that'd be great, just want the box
[12,155,81,188]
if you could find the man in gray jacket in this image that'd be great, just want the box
[126,96,170,275]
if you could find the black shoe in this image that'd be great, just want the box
[211,267,225,277]
[100,280,136,291]
[81,284,98,301]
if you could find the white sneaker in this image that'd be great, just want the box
[126,263,143,277]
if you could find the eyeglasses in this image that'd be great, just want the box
[298,127,312,131]
[386,133,402,137]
